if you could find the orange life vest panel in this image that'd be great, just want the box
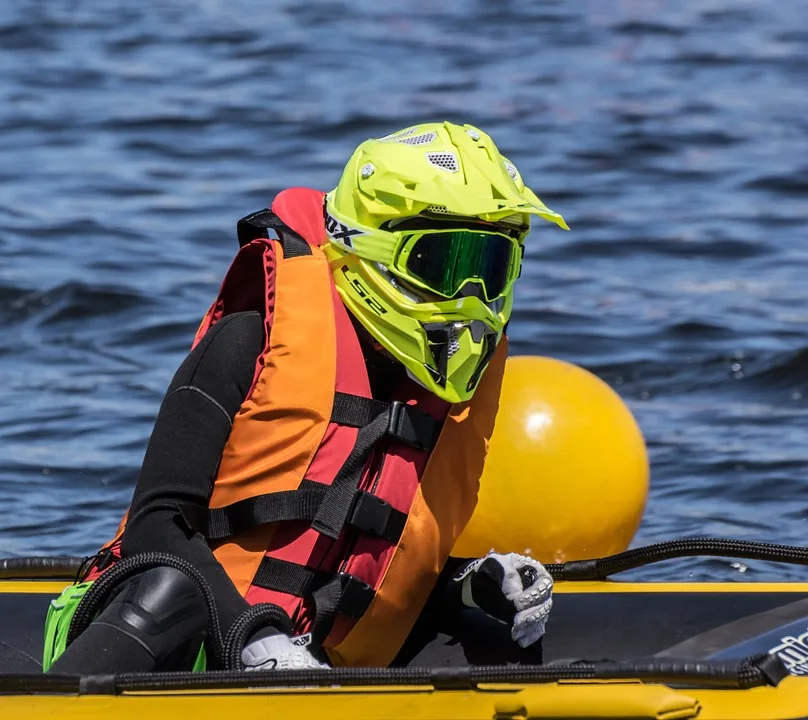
[93,187,506,667]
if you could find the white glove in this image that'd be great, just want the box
[455,551,553,648]
[241,632,330,671]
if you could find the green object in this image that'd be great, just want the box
[192,644,207,671]
[398,228,520,302]
[43,582,207,672]
[42,582,92,671]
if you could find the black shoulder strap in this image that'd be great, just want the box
[236,209,312,258]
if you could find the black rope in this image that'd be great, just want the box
[65,552,226,669]
[546,537,808,581]
[0,653,785,695]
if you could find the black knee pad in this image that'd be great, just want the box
[96,565,208,671]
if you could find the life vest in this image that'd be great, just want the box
[92,187,507,667]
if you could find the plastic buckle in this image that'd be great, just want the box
[386,401,434,450]
[336,573,375,620]
[350,491,392,538]
[349,491,406,544]
[91,548,111,574]
[386,401,410,441]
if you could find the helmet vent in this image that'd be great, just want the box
[426,204,451,214]
[504,161,519,179]
[426,152,460,173]
[397,131,437,146]
[378,127,419,141]
[448,323,463,358]
[500,213,524,226]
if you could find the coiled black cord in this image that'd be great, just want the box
[65,552,226,669]
[222,602,294,670]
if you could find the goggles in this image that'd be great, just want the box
[392,228,522,303]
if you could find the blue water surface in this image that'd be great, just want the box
[2,0,808,581]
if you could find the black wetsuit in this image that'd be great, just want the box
[52,310,471,673]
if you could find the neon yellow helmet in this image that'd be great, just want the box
[324,121,568,403]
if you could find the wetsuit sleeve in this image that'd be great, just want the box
[396,556,471,648]
[120,310,264,634]
[430,556,473,625]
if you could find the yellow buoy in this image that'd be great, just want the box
[453,355,649,563]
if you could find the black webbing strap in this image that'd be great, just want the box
[332,392,440,452]
[308,394,441,540]
[236,209,311,257]
[331,392,389,428]
[310,576,346,647]
[193,486,406,544]
[310,572,381,646]
[236,209,284,246]
[253,556,327,597]
[252,556,374,643]
[311,411,391,540]
[188,395,438,546]
[204,488,324,540]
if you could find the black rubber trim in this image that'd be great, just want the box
[547,538,808,581]
[0,653,786,695]
[0,557,85,580]
[750,652,790,686]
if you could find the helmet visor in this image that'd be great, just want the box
[398,229,520,302]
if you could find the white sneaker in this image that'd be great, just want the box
[241,633,330,671]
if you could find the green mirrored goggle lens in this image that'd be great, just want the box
[403,230,518,301]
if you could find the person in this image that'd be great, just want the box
[44,121,568,674]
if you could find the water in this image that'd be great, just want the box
[1,0,808,581]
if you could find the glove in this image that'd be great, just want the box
[454,551,553,648]
[241,632,330,671]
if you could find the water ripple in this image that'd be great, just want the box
[1,0,808,581]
